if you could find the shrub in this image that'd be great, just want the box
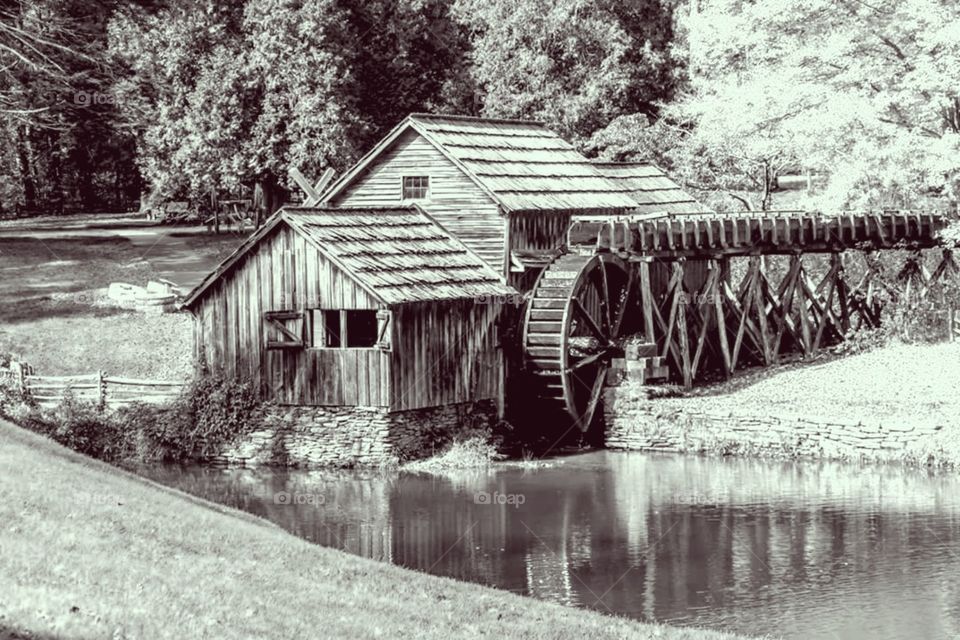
[50,391,126,460]
[135,370,265,462]
[0,354,31,416]
[8,391,125,461]
[404,432,504,471]
[113,402,173,462]
[2,366,266,464]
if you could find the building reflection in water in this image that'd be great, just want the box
[141,452,960,640]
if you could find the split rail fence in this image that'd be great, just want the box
[1,366,187,408]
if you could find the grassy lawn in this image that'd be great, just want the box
[646,341,960,465]
[0,230,241,379]
[651,341,960,428]
[0,419,751,640]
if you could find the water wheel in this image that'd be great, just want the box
[522,253,631,431]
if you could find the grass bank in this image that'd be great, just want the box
[0,418,749,640]
[628,341,960,468]
[650,341,960,430]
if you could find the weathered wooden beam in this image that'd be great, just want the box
[676,295,692,388]
[714,275,733,377]
[661,265,683,362]
[832,253,851,334]
[796,267,814,356]
[730,267,754,370]
[612,264,637,338]
[690,264,720,378]
[638,261,656,342]
[763,257,803,359]
[807,270,839,351]
[750,257,773,364]
[722,278,766,368]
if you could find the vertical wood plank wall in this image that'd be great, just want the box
[390,299,503,412]
[509,210,572,253]
[331,129,506,272]
[193,223,391,407]
[648,258,709,307]
[507,211,573,294]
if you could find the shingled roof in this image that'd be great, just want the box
[182,206,515,308]
[322,113,640,212]
[591,162,712,214]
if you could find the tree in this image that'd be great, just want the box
[631,0,960,212]
[109,1,250,202]
[454,0,685,143]
[109,0,474,211]
[0,0,140,214]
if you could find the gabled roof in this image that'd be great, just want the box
[322,113,640,212]
[591,162,713,214]
[182,206,515,308]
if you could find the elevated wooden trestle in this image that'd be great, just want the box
[520,210,957,430]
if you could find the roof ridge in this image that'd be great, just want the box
[441,142,574,152]
[423,129,555,139]
[285,206,415,215]
[409,112,547,127]
[591,160,655,166]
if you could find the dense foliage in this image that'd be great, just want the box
[1,0,958,214]
[590,0,960,212]
[0,0,142,214]
[454,0,684,142]
[0,368,265,463]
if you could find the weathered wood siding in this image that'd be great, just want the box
[648,258,709,300]
[510,210,571,254]
[330,129,507,273]
[390,299,503,412]
[193,223,392,407]
[506,211,572,294]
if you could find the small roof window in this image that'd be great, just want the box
[402,176,429,200]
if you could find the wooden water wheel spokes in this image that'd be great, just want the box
[523,253,631,431]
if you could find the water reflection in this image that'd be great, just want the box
[140,453,960,640]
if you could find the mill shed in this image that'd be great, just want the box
[182,206,514,416]
[321,114,674,288]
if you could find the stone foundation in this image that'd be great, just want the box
[209,400,497,467]
[604,385,943,463]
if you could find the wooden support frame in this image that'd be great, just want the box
[608,238,960,389]
[264,310,305,349]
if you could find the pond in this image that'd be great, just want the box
[139,452,960,640]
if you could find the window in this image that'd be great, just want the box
[345,310,378,347]
[402,176,429,200]
[311,309,390,349]
[317,310,341,348]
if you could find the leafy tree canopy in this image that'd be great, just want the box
[109,0,470,202]
[455,0,684,142]
[593,0,960,211]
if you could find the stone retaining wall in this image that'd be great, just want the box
[603,385,943,462]
[209,400,497,467]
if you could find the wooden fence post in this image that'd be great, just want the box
[13,362,26,395]
[97,370,106,409]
